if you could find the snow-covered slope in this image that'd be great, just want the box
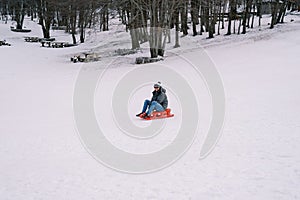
[0,14,300,199]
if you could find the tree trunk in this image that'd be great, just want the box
[191,0,200,36]
[180,1,188,35]
[208,0,214,38]
[227,0,237,35]
[233,18,236,34]
[130,28,140,49]
[277,0,287,23]
[15,1,25,29]
[174,7,180,48]
[70,3,77,44]
[270,0,280,29]
[78,7,86,43]
[222,2,226,29]
[80,24,85,43]
[251,4,255,28]
[37,0,53,39]
[257,0,262,26]
[129,0,140,49]
[242,0,250,34]
[238,17,242,34]
[217,1,222,35]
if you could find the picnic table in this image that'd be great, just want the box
[24,37,39,42]
[51,42,68,48]
[40,41,52,47]
[40,41,74,48]
[11,27,31,32]
[25,37,55,44]
[39,38,55,47]
[0,40,11,46]
[52,26,67,30]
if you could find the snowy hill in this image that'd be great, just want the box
[1,13,300,199]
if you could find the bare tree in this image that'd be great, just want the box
[227,0,237,35]
[191,0,200,36]
[11,0,27,29]
[36,0,55,38]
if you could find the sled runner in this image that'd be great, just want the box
[140,108,174,120]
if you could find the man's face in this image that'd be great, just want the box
[154,87,159,91]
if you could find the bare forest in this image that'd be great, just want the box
[0,0,299,57]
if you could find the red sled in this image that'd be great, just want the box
[140,108,174,120]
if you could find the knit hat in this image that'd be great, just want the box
[154,81,161,88]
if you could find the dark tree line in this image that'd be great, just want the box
[115,0,298,57]
[0,0,108,43]
[0,0,299,56]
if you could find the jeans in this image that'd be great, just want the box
[141,100,164,116]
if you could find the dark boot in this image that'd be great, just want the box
[143,114,150,119]
[136,112,144,117]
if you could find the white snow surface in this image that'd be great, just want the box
[1,14,300,199]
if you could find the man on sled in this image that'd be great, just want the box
[136,81,173,120]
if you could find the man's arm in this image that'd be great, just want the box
[156,93,166,105]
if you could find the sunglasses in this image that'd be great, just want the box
[154,87,159,88]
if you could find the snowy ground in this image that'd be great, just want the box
[1,14,300,199]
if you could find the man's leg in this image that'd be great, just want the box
[142,100,151,113]
[146,101,164,116]
[136,99,151,116]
